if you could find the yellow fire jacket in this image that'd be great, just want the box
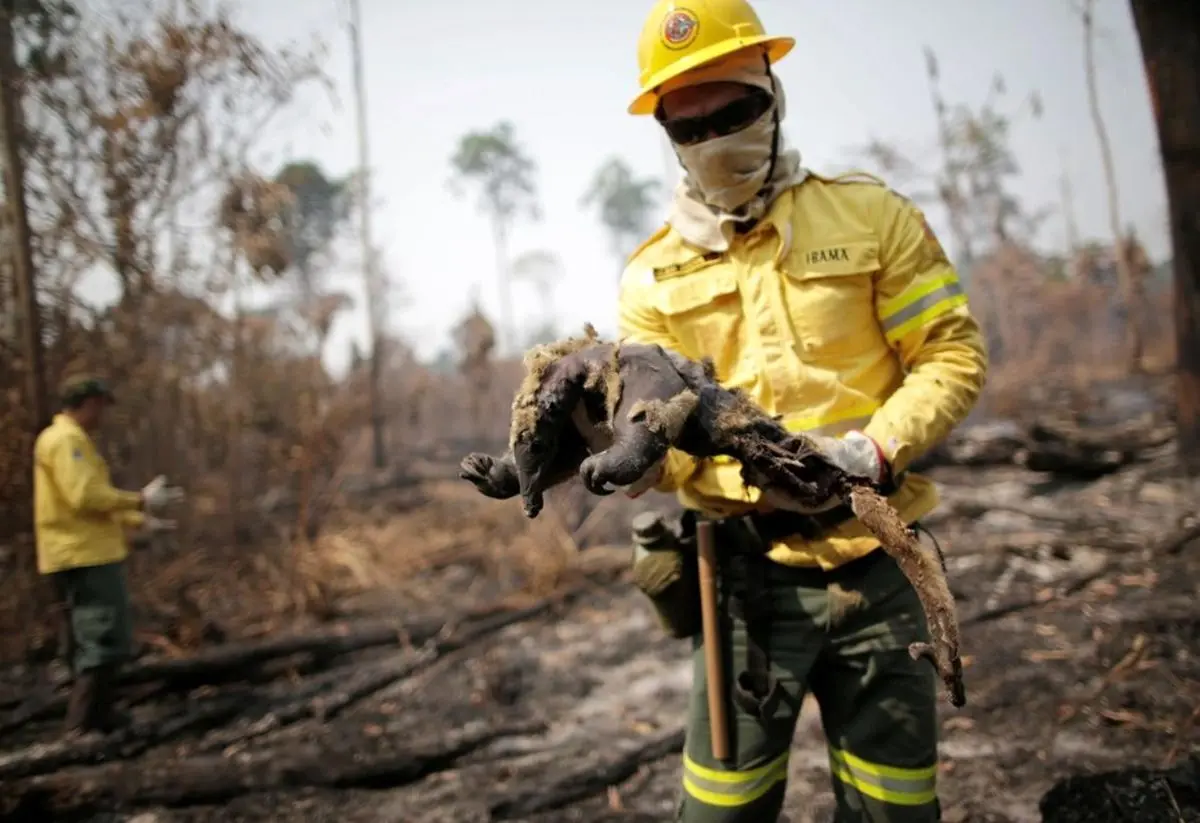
[617,172,988,569]
[33,413,144,574]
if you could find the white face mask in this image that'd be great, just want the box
[672,101,777,213]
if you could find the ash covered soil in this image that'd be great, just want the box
[0,461,1197,823]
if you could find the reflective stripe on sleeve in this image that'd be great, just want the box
[879,276,968,343]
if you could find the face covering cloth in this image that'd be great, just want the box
[665,62,809,252]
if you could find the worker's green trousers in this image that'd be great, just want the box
[49,561,134,674]
[675,546,941,822]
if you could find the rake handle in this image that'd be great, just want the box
[696,519,729,761]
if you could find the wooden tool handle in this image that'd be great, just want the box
[696,520,729,762]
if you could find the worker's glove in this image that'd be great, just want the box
[781,432,889,514]
[141,475,185,511]
[144,516,178,533]
[809,431,888,485]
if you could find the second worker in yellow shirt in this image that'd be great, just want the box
[34,375,185,736]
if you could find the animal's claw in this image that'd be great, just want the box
[459,452,520,499]
[579,457,614,496]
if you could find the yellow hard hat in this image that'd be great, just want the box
[629,0,794,116]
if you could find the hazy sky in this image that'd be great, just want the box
[213,1,1167,368]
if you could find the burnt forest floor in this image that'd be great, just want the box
[0,459,1197,823]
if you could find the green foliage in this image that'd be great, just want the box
[581,157,660,267]
[448,120,539,223]
[273,161,352,294]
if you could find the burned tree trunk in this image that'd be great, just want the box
[0,3,48,434]
[1130,1,1200,474]
[0,721,541,817]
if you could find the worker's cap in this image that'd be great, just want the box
[58,375,115,407]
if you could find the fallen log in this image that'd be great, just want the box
[196,594,573,753]
[0,720,543,819]
[488,727,686,819]
[914,416,1175,478]
[0,619,416,737]
[0,595,567,736]
[0,690,252,781]
[927,493,1125,529]
[0,587,600,778]
[118,617,428,687]
[1029,417,1177,453]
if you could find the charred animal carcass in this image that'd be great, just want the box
[459,324,701,517]
[459,325,967,707]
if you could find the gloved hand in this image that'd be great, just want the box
[774,431,889,514]
[808,431,888,485]
[141,475,185,511]
[144,516,178,533]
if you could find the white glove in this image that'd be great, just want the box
[620,457,666,499]
[144,516,178,533]
[808,431,888,484]
[141,475,185,511]
[772,432,889,514]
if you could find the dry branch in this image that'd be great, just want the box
[0,585,598,739]
[488,727,686,819]
[118,619,422,687]
[918,417,1175,477]
[0,690,252,781]
[0,720,542,818]
[0,617,424,735]
[196,595,571,753]
[961,515,1200,627]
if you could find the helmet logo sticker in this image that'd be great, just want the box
[661,8,699,50]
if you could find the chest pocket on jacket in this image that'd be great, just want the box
[651,264,741,366]
[783,240,881,360]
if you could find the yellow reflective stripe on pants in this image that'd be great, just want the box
[682,751,789,808]
[879,276,968,344]
[828,746,938,806]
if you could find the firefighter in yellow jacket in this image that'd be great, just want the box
[618,2,988,820]
[34,375,184,734]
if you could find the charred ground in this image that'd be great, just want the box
[0,406,1197,823]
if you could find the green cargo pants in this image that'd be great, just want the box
[49,562,134,674]
[676,528,940,823]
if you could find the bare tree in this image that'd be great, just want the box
[448,121,540,355]
[861,50,1045,267]
[1129,0,1200,473]
[0,0,47,433]
[1080,0,1147,373]
[581,157,660,273]
[510,249,563,340]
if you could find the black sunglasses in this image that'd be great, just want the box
[657,88,773,146]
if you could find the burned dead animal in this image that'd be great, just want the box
[460,325,969,707]
[459,325,619,517]
[462,330,714,511]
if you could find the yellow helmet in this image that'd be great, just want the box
[629,0,794,116]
